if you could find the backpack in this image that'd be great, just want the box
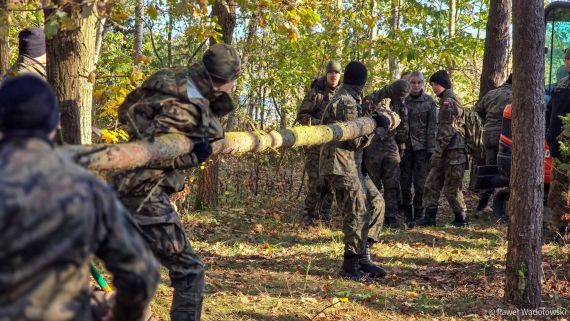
[464,107,483,156]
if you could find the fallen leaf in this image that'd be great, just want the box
[392,267,402,273]
[240,296,250,303]
[301,297,318,304]
[407,292,418,299]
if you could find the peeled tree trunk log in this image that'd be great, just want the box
[58,117,377,171]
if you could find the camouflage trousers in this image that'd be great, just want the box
[400,150,430,209]
[304,147,333,216]
[479,130,501,198]
[121,192,204,321]
[547,157,570,230]
[360,172,385,242]
[90,288,153,321]
[423,149,467,213]
[324,171,385,253]
[364,138,401,219]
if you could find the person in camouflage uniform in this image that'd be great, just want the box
[320,61,397,281]
[108,44,242,321]
[546,48,570,241]
[474,74,512,212]
[400,71,438,224]
[296,60,341,227]
[362,79,411,228]
[410,70,468,227]
[0,75,159,321]
[1,28,46,81]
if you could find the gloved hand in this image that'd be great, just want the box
[193,138,213,163]
[426,151,434,161]
[371,111,390,130]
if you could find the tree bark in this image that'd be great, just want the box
[504,0,545,308]
[0,0,10,76]
[479,0,511,99]
[44,2,82,144]
[198,0,237,209]
[388,0,400,80]
[58,117,379,171]
[133,0,143,60]
[449,0,456,38]
[77,2,98,144]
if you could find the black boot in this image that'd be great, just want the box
[339,253,374,282]
[303,210,316,228]
[403,206,414,224]
[359,242,387,278]
[476,194,491,211]
[409,208,437,228]
[384,216,400,228]
[451,211,469,227]
[414,208,424,221]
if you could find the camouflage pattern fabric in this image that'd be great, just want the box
[548,158,570,231]
[423,149,467,213]
[479,130,502,198]
[363,83,409,148]
[109,62,234,321]
[474,83,512,132]
[296,77,337,126]
[0,138,159,321]
[434,89,466,154]
[303,148,333,216]
[326,175,370,254]
[404,90,437,153]
[400,150,430,209]
[1,55,46,82]
[296,76,338,216]
[319,84,374,177]
[364,138,401,219]
[320,84,376,255]
[361,170,385,241]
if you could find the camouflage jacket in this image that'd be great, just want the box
[1,55,46,82]
[363,84,408,149]
[435,89,466,154]
[109,62,235,197]
[474,83,512,132]
[0,138,159,321]
[296,76,338,126]
[320,84,374,177]
[404,90,438,153]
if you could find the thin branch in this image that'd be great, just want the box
[188,39,207,64]
[144,18,165,68]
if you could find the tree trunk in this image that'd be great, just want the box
[479,0,511,99]
[167,6,173,67]
[59,117,380,171]
[449,0,456,38]
[469,0,511,190]
[44,3,82,144]
[388,0,400,80]
[504,0,545,308]
[0,0,10,76]
[197,0,237,209]
[133,0,143,60]
[77,2,98,144]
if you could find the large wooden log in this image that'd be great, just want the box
[58,117,377,171]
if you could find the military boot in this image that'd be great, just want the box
[403,206,414,224]
[319,210,333,228]
[451,211,469,227]
[409,207,437,228]
[339,253,374,282]
[303,210,316,228]
[476,194,491,212]
[384,216,400,228]
[414,207,424,221]
[359,241,387,278]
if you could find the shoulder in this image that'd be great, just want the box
[555,76,570,89]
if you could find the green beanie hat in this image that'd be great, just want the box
[392,79,411,99]
[326,60,341,73]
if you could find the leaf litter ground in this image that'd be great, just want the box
[93,170,570,321]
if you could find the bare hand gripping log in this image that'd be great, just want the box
[57,117,378,171]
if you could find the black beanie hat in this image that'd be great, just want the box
[0,74,59,140]
[18,27,46,58]
[429,70,452,89]
[342,61,367,86]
